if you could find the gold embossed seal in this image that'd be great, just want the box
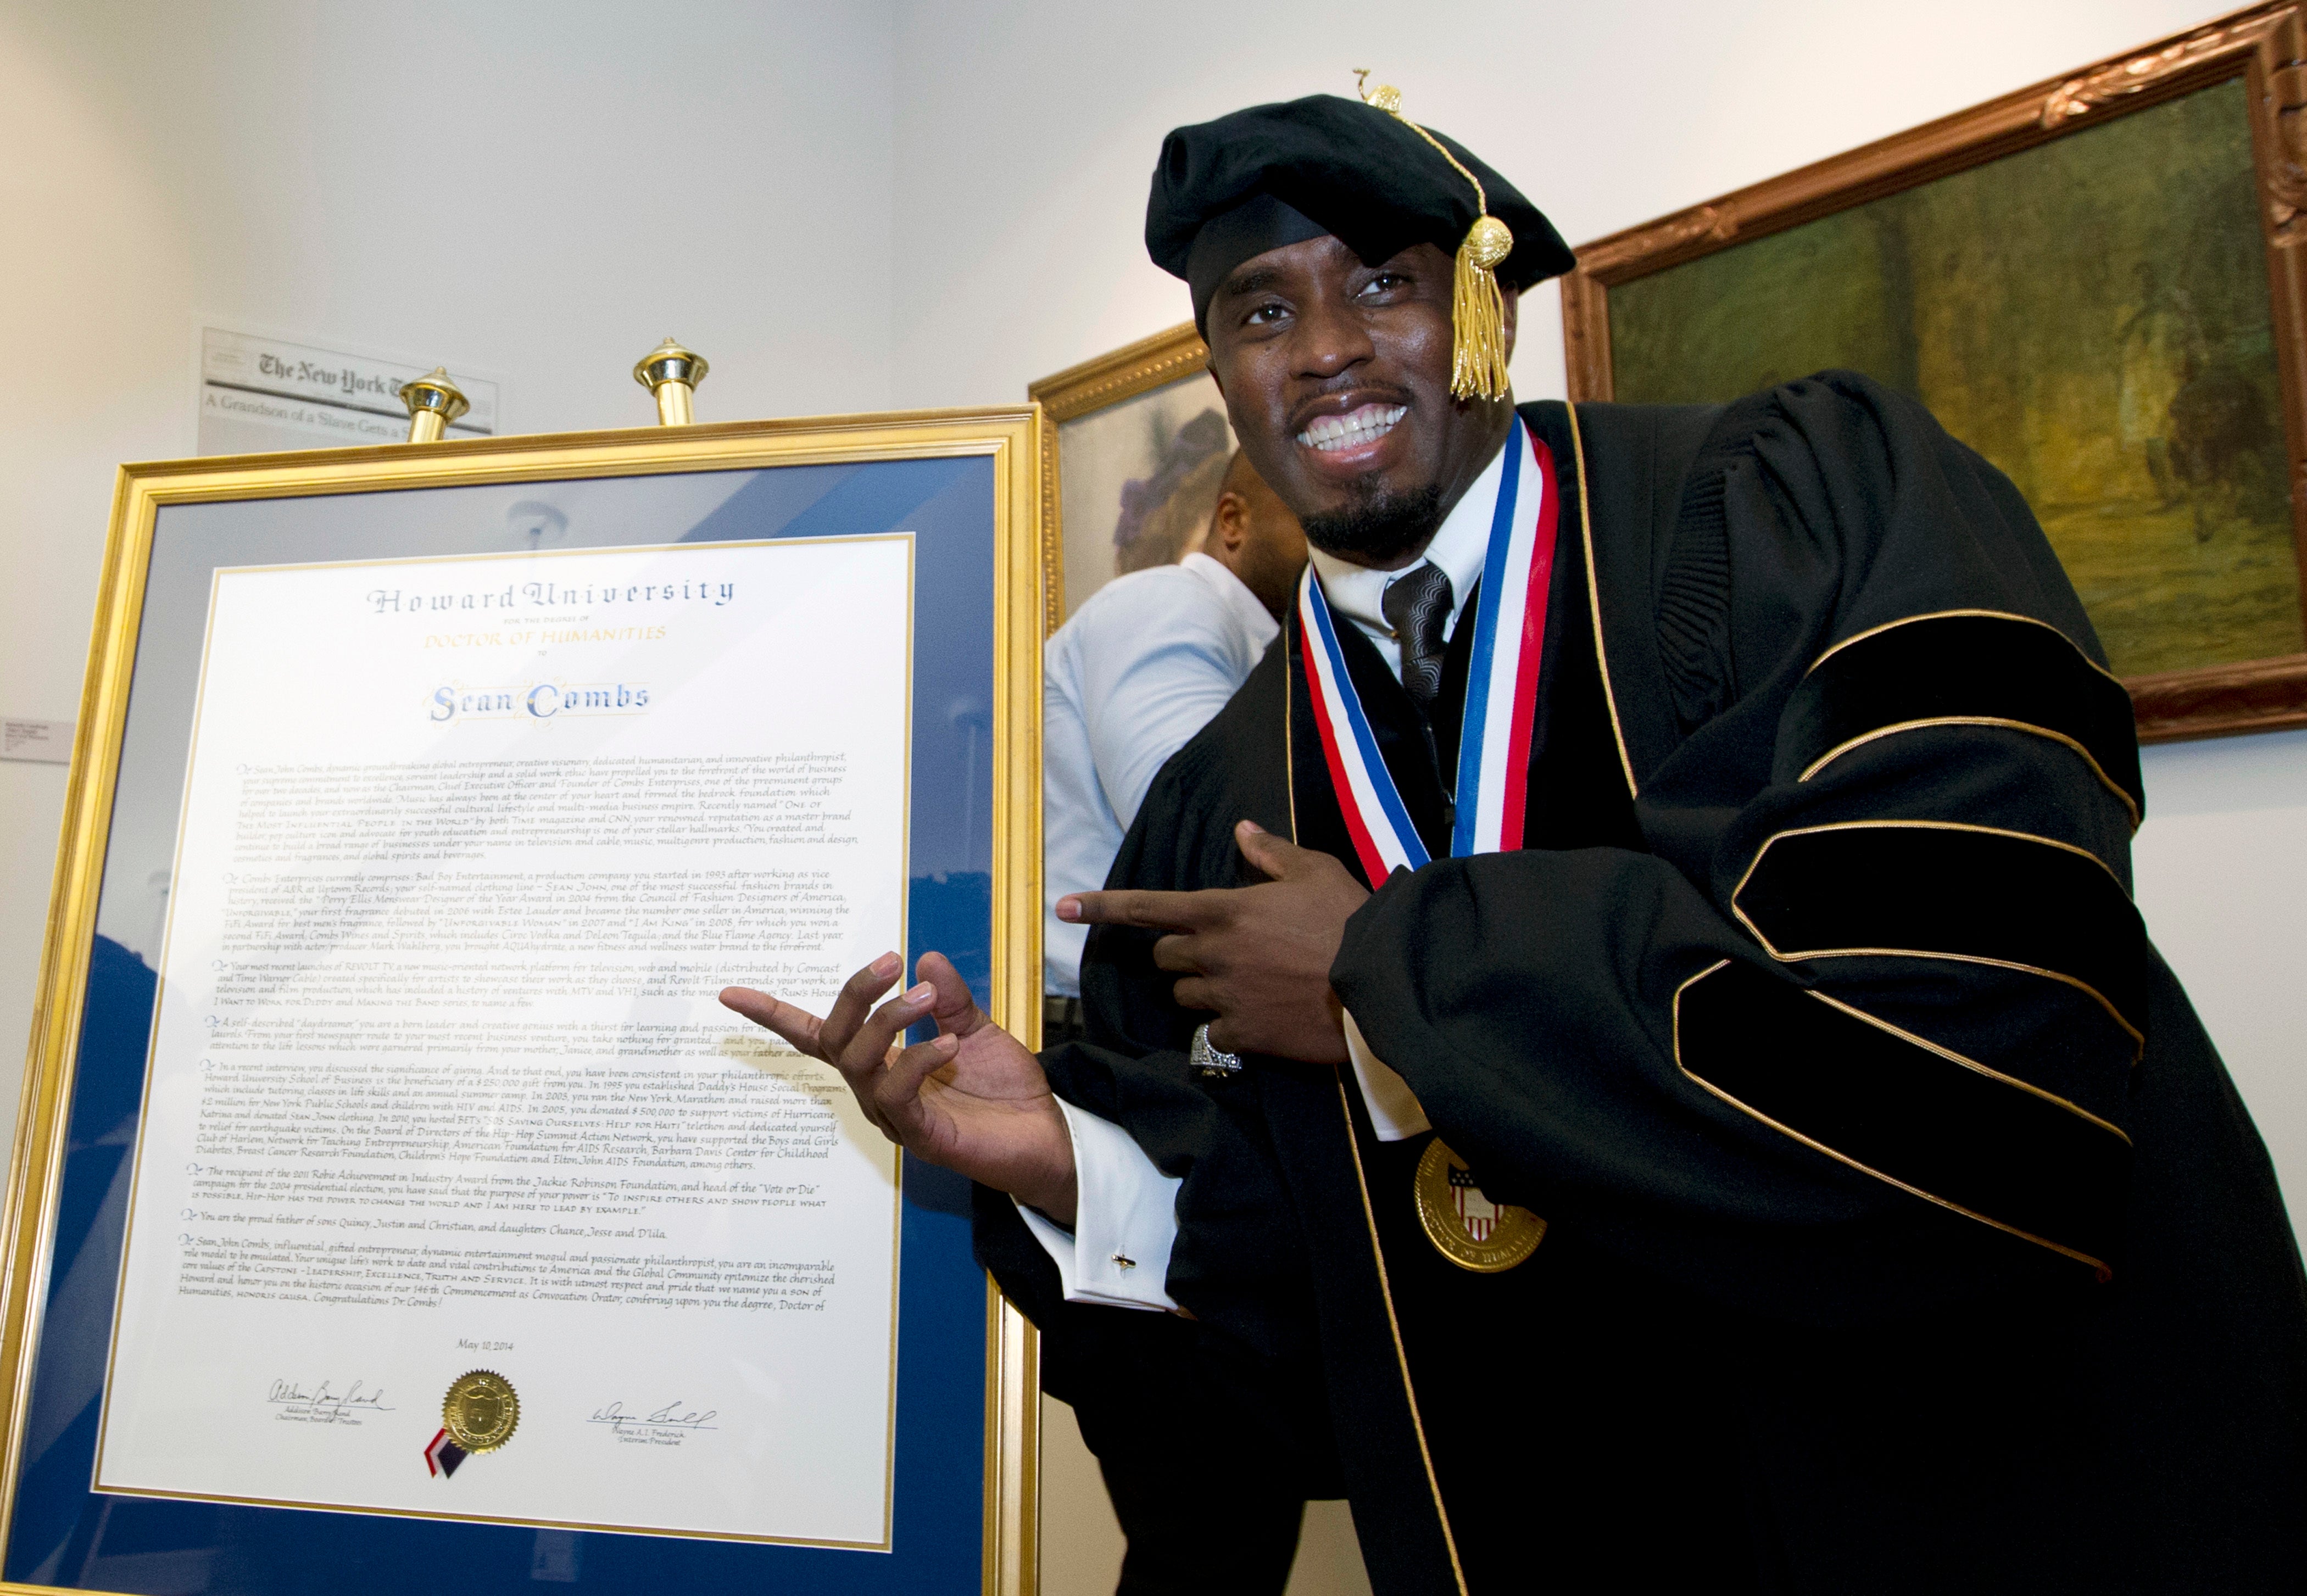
[1414,1140,1546,1273]
[442,1369,520,1453]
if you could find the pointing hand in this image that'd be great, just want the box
[720,951,1078,1224]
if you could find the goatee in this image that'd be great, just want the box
[1299,481,1446,567]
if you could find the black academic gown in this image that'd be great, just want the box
[979,373,2307,1595]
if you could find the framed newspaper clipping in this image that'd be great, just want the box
[3,409,1044,1594]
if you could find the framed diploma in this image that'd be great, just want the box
[2,410,1043,1594]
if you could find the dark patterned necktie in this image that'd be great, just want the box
[1381,562,1454,712]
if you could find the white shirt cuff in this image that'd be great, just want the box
[1344,1008,1431,1142]
[1012,1098,1182,1313]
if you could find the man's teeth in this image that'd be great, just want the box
[1297,405,1407,452]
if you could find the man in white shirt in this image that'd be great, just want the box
[1042,451,1303,1043]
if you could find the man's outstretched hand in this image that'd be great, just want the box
[1059,820,1369,1064]
[720,952,1078,1225]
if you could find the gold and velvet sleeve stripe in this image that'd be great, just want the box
[1784,611,2143,825]
[1674,959,2130,1278]
[1731,821,2148,1048]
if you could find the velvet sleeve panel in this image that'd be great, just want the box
[1334,372,2147,1324]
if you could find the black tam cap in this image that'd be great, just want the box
[1146,93,1574,342]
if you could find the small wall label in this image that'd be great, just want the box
[2,719,73,764]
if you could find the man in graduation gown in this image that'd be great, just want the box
[725,88,2307,1595]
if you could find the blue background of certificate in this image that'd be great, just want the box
[7,453,1001,1592]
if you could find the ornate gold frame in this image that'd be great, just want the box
[1027,321,1213,635]
[1,409,1045,1596]
[1559,1,2307,743]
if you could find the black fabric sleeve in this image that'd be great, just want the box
[969,656,1343,1495]
[970,1175,1342,1497]
[1334,372,2149,1325]
[1050,648,1326,1348]
[974,644,1329,1361]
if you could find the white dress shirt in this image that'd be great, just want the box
[1301,434,1503,679]
[1043,552,1279,998]
[1015,1100,1184,1312]
[1025,439,1512,1310]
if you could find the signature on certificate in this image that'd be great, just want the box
[266,1379,394,1425]
[588,1399,720,1442]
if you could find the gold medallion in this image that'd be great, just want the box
[442,1369,520,1453]
[1414,1139,1545,1272]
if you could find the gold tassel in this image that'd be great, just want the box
[1356,71,1516,401]
[1452,216,1514,401]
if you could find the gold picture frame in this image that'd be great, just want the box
[1029,322,1231,634]
[3,409,1044,1595]
[1561,1,2307,743]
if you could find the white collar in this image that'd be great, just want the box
[1303,434,1507,665]
[1177,550,1280,645]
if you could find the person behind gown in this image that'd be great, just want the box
[1043,451,1306,1048]
[725,87,2307,1596]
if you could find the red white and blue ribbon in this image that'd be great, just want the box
[1298,416,1559,884]
[423,1428,467,1478]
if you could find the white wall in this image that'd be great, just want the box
[887,0,2242,406]
[2136,729,2307,1214]
[0,0,896,1105]
[3,4,2299,1592]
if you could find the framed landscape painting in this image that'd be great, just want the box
[1029,324,1236,632]
[1561,1,2307,740]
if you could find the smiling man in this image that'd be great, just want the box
[726,90,2307,1595]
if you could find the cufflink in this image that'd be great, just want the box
[1189,1023,1242,1080]
[1110,1253,1136,1271]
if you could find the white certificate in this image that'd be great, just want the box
[96,535,913,1547]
